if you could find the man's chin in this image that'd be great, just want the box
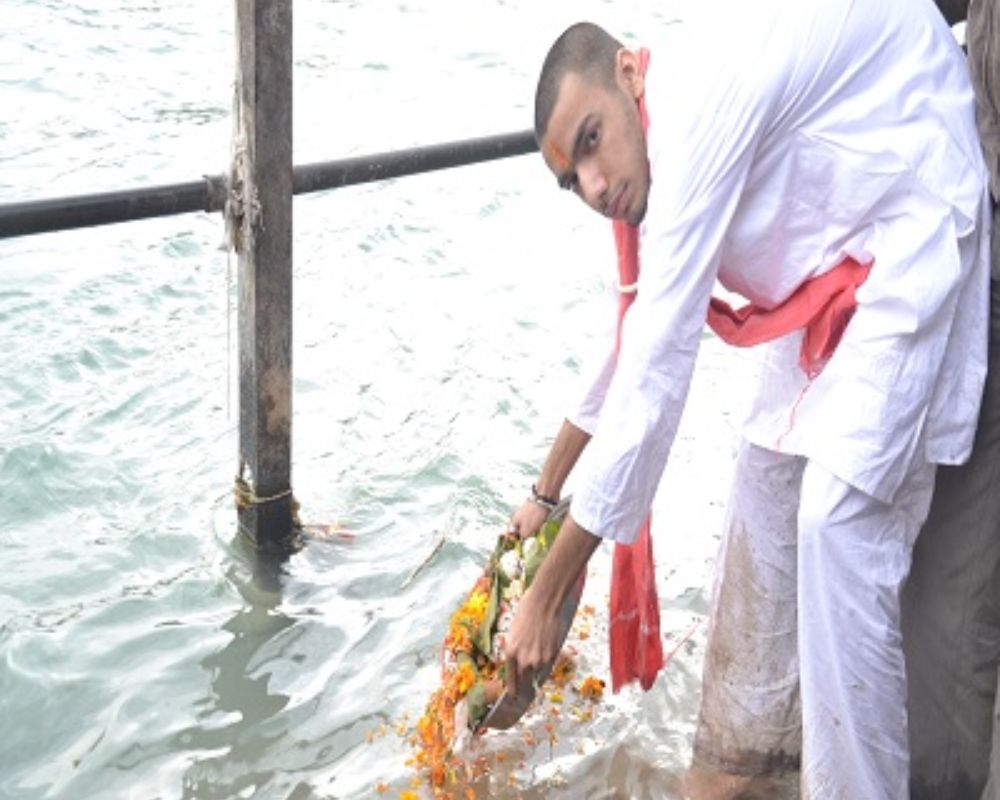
[626,202,647,226]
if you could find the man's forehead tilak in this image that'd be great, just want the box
[544,140,571,173]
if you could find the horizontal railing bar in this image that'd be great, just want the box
[0,178,227,240]
[0,129,539,240]
[293,129,538,193]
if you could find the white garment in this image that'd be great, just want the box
[568,0,991,543]
[694,441,937,800]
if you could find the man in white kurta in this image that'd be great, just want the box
[502,1,991,798]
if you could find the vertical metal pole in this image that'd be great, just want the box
[235,0,294,550]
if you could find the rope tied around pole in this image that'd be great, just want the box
[234,474,304,550]
[233,475,293,508]
[225,141,251,253]
[233,475,290,508]
[224,68,260,256]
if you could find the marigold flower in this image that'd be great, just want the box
[464,589,489,622]
[402,520,570,792]
[455,662,477,694]
[444,618,473,654]
[577,675,606,700]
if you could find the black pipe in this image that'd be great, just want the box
[0,177,229,239]
[293,129,538,193]
[0,130,539,240]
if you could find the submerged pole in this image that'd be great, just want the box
[234,0,295,550]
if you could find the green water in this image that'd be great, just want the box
[0,1,753,797]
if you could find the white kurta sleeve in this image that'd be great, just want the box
[567,343,616,436]
[567,290,617,435]
[569,43,777,544]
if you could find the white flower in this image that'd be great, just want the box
[492,632,507,662]
[506,577,525,601]
[495,606,515,634]
[498,550,523,580]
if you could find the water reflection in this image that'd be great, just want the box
[179,537,293,799]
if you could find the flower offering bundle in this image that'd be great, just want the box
[411,499,584,790]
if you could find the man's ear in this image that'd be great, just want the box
[615,48,644,100]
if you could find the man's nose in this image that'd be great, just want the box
[577,161,608,209]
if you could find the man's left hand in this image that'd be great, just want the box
[501,514,601,697]
[503,584,565,698]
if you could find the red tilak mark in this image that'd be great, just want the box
[545,141,570,173]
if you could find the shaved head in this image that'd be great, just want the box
[534,22,624,142]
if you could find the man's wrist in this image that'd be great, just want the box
[529,515,599,612]
[529,483,559,511]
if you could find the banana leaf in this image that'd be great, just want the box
[474,566,501,655]
[524,518,560,587]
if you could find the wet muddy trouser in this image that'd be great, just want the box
[698,3,1000,797]
[903,210,1000,800]
[692,439,937,799]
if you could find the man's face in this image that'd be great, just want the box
[540,53,649,226]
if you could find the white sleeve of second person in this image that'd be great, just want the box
[568,43,771,544]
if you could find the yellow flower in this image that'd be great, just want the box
[455,661,477,694]
[464,589,490,624]
[444,620,472,654]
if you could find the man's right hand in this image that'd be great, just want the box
[508,497,551,539]
[509,418,592,537]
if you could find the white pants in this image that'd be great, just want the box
[693,442,937,800]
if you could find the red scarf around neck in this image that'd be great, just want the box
[609,48,663,693]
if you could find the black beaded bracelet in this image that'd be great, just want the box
[530,483,559,511]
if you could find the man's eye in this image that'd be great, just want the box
[586,128,599,148]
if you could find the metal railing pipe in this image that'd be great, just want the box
[0,130,539,240]
[292,129,538,193]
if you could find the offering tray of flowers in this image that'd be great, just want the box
[412,497,584,785]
